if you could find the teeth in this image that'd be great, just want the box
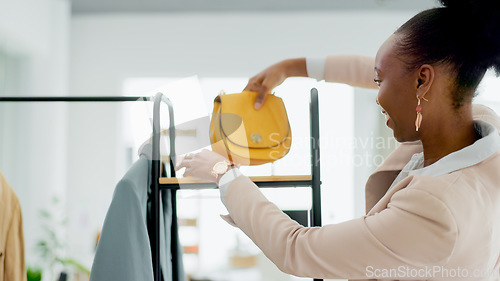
[379,106,390,121]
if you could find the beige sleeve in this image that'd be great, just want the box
[223,176,457,280]
[4,193,26,281]
[324,55,378,89]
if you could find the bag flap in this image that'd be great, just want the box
[218,91,290,149]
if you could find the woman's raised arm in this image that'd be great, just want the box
[243,55,377,110]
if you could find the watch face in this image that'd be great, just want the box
[213,162,228,174]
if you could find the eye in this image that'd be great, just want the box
[373,79,382,88]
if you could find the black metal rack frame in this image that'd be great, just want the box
[0,88,322,281]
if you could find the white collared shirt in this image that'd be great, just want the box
[387,120,500,192]
[306,57,326,81]
[218,167,243,204]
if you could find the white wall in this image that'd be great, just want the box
[0,0,53,55]
[70,11,413,79]
[69,11,417,267]
[0,0,70,270]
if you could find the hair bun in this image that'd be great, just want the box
[438,0,500,74]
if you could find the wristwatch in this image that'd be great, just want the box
[211,160,233,181]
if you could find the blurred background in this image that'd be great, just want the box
[1,0,500,280]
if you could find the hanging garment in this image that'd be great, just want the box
[90,144,186,281]
[0,171,26,281]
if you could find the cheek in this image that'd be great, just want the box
[377,84,415,122]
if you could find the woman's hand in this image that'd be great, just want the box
[175,149,228,183]
[244,58,307,110]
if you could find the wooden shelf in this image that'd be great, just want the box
[159,175,314,189]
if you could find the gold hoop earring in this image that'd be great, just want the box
[415,95,429,132]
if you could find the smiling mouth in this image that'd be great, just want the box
[376,99,391,125]
[381,110,390,121]
[381,110,391,126]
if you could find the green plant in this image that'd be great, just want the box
[35,196,90,279]
[26,267,42,281]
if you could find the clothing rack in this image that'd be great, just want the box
[0,88,322,281]
[0,94,175,281]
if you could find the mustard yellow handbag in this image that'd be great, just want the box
[210,91,292,166]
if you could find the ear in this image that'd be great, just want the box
[415,64,434,99]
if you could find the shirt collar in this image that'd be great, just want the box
[409,120,500,177]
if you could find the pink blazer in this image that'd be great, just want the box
[222,56,500,280]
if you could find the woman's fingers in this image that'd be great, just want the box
[174,150,227,182]
[255,75,283,109]
[244,75,273,110]
[174,158,190,171]
[244,62,290,110]
[182,168,192,178]
[244,76,268,109]
[244,58,307,109]
[243,75,263,92]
